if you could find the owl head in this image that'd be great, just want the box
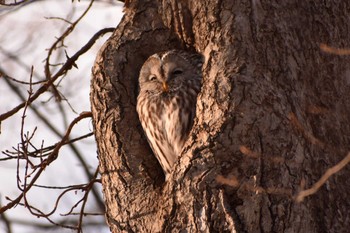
[138,50,203,95]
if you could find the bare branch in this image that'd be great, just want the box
[0,0,32,6]
[320,43,350,56]
[43,0,95,101]
[1,133,93,161]
[0,197,13,233]
[0,27,115,121]
[0,112,92,214]
[1,66,103,208]
[295,152,350,202]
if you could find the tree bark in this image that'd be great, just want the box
[90,1,350,232]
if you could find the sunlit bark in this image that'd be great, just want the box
[91,1,350,232]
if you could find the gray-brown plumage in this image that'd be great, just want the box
[136,50,203,179]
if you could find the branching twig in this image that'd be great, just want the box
[76,168,100,232]
[0,1,113,231]
[0,0,31,6]
[295,152,350,202]
[1,133,93,160]
[1,67,103,208]
[0,27,115,122]
[217,151,350,202]
[0,112,92,214]
[44,0,95,101]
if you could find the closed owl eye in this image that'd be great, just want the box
[172,69,183,76]
[148,75,157,81]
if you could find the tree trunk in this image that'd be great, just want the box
[90,1,350,232]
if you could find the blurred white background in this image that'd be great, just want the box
[0,1,123,232]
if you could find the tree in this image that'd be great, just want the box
[91,0,350,232]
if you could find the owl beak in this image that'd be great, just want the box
[162,81,169,92]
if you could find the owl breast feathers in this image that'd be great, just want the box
[136,50,203,179]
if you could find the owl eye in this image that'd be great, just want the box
[148,75,157,81]
[172,69,183,76]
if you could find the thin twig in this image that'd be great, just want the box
[0,0,31,6]
[1,67,103,208]
[0,27,115,121]
[76,168,100,232]
[0,112,92,214]
[295,152,350,202]
[320,43,350,56]
[44,0,94,81]
[0,197,13,233]
[1,133,93,160]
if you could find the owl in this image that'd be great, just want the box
[136,50,203,180]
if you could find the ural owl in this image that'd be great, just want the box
[136,50,203,179]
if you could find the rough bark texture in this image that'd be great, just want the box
[90,1,350,232]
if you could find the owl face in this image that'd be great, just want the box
[138,51,200,95]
